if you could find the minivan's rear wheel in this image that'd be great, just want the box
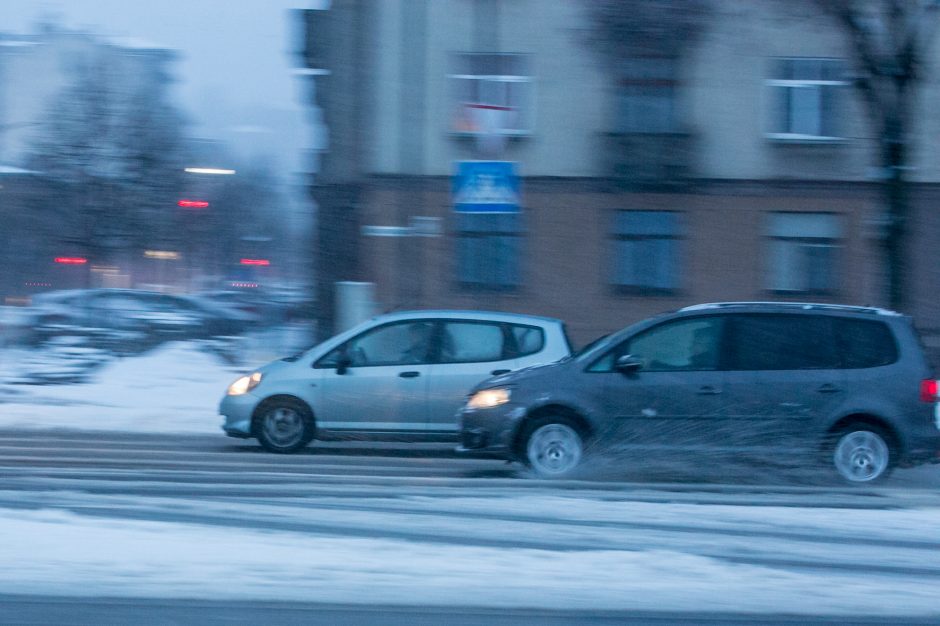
[831,426,892,483]
[255,399,314,454]
[524,419,584,478]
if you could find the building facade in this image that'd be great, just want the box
[299,0,940,346]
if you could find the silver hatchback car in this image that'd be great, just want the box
[220,310,571,452]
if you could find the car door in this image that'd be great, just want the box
[312,320,434,433]
[587,315,729,451]
[425,320,516,433]
[84,292,147,331]
[721,313,845,452]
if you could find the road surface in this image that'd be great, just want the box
[1,429,939,624]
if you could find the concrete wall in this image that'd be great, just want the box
[361,0,940,184]
[367,0,607,177]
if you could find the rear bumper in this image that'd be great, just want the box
[899,432,940,466]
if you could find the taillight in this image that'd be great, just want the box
[920,379,939,403]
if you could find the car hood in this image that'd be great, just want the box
[473,360,565,391]
[256,358,295,378]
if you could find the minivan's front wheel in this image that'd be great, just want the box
[255,398,314,454]
[524,419,584,478]
[832,427,892,483]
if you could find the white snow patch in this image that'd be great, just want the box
[0,165,39,175]
[108,36,168,51]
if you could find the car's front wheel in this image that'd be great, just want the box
[255,398,315,454]
[831,425,893,483]
[524,418,584,478]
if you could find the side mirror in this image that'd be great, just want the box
[615,354,643,374]
[336,353,352,375]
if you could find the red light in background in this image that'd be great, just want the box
[240,259,270,266]
[178,199,210,208]
[54,257,87,265]
[921,379,939,402]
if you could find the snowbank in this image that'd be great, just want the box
[0,342,244,433]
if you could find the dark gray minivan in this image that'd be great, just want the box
[457,302,940,482]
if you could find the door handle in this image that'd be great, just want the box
[816,383,841,393]
[491,369,511,376]
[697,385,722,395]
[399,371,421,378]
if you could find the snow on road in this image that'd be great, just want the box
[0,342,246,433]
[1,505,939,617]
[2,337,940,617]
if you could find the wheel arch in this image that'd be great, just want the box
[250,394,316,439]
[511,403,593,458]
[823,413,902,458]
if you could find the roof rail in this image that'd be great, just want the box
[679,302,900,316]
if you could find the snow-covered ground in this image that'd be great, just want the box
[0,502,938,616]
[0,326,310,433]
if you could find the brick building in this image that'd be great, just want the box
[298,0,940,346]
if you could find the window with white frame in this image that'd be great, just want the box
[767,58,848,140]
[619,57,680,134]
[612,211,682,292]
[767,212,842,294]
[449,53,532,134]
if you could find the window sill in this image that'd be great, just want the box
[448,130,532,139]
[611,285,682,297]
[765,289,840,298]
[605,131,693,138]
[765,134,848,145]
[456,283,523,294]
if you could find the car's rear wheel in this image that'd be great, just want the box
[255,398,315,454]
[524,418,584,478]
[831,426,893,483]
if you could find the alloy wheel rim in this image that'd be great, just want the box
[834,430,889,482]
[528,423,583,476]
[263,407,304,447]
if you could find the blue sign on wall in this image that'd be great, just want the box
[453,161,520,213]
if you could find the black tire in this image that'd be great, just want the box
[828,424,895,484]
[254,398,315,454]
[521,416,585,478]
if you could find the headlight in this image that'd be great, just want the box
[467,388,511,410]
[227,371,262,396]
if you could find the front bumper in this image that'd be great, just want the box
[219,392,261,438]
[455,404,527,459]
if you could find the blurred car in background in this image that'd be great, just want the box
[196,286,309,325]
[24,289,256,348]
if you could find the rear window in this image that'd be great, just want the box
[509,324,545,358]
[729,314,839,370]
[833,318,898,368]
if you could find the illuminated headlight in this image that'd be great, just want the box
[227,371,262,396]
[467,388,511,410]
